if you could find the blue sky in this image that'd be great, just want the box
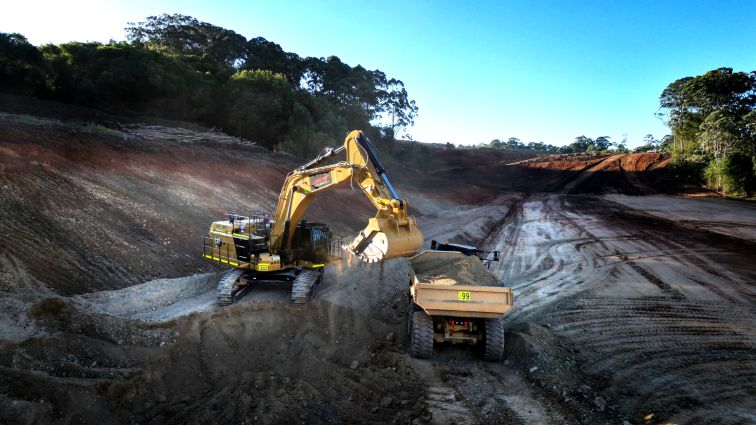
[2,1,755,147]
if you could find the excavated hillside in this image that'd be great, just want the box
[0,96,499,296]
[2,96,756,425]
[406,143,691,195]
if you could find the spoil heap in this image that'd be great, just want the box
[411,252,500,286]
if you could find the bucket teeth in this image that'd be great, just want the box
[343,243,383,263]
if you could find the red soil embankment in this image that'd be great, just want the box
[0,108,495,295]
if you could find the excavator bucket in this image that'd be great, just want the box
[344,215,423,263]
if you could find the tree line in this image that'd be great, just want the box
[660,67,756,196]
[481,135,635,154]
[478,67,756,197]
[482,133,678,154]
[0,14,418,157]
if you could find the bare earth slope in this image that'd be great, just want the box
[413,148,685,195]
[0,111,492,295]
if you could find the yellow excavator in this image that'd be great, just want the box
[202,130,423,305]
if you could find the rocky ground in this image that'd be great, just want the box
[1,97,755,424]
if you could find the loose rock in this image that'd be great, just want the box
[594,396,606,411]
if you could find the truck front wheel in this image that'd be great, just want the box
[409,310,434,359]
[484,318,506,362]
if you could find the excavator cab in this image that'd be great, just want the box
[288,220,331,264]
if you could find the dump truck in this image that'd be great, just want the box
[408,240,513,361]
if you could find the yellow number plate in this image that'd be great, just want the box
[258,265,269,271]
[458,291,471,301]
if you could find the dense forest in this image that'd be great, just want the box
[660,68,756,196]
[0,14,418,157]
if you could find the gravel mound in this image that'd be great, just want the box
[411,252,501,287]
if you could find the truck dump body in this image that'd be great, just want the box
[411,251,501,286]
[410,251,513,318]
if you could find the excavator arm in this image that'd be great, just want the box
[269,130,423,262]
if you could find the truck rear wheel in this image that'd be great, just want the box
[409,310,434,359]
[484,318,506,362]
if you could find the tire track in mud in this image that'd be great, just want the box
[411,359,476,425]
[620,253,684,299]
[415,353,564,425]
[475,194,756,423]
[550,297,756,424]
[490,198,525,288]
[527,196,756,423]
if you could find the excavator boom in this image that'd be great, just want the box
[270,130,423,262]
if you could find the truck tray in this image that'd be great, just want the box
[411,283,513,318]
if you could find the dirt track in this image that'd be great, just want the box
[482,194,756,424]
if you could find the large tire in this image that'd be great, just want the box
[483,318,506,362]
[409,310,434,359]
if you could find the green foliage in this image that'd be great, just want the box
[485,134,638,154]
[660,67,756,196]
[485,137,558,152]
[703,156,754,196]
[221,70,294,147]
[0,33,50,96]
[0,15,419,157]
[40,42,216,119]
[126,14,247,68]
[244,37,304,86]
[633,134,663,153]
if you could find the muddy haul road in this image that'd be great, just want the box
[471,194,756,424]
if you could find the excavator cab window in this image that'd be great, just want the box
[291,221,331,263]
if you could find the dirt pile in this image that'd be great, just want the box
[109,300,426,425]
[411,252,500,286]
[0,297,428,425]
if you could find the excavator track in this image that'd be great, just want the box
[291,269,323,304]
[216,269,247,306]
